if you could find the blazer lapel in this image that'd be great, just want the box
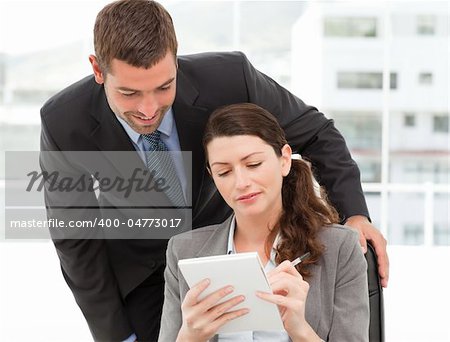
[195,216,233,257]
[305,263,322,332]
[89,85,136,153]
[173,68,215,221]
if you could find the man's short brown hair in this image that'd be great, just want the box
[94,0,178,73]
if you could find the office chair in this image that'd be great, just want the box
[366,242,385,342]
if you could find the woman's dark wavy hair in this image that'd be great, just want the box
[203,103,340,278]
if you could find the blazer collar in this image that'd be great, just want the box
[89,82,136,152]
[195,216,234,257]
[172,68,211,216]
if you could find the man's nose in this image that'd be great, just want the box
[137,95,158,117]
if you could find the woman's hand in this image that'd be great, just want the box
[256,261,320,342]
[176,278,249,342]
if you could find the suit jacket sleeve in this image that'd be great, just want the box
[329,230,370,341]
[238,52,369,221]
[158,237,183,342]
[40,113,133,341]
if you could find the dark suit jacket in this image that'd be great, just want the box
[40,51,368,341]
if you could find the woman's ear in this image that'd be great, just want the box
[280,144,292,177]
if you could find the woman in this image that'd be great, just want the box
[158,103,369,342]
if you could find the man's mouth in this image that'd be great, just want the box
[133,113,158,123]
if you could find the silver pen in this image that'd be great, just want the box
[290,252,311,267]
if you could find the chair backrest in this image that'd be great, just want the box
[365,242,385,342]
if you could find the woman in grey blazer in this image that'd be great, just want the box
[159,103,369,342]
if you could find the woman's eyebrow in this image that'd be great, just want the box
[210,151,264,167]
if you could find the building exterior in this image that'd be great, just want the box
[292,2,449,245]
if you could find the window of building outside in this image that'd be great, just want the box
[434,223,450,246]
[323,17,377,37]
[402,223,424,245]
[402,161,449,184]
[337,72,397,89]
[0,54,5,105]
[404,113,416,127]
[418,72,433,85]
[417,14,436,35]
[329,111,381,151]
[434,163,449,184]
[433,114,449,133]
[358,161,381,182]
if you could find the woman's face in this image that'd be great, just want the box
[207,135,292,220]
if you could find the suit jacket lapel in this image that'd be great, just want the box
[173,68,214,221]
[89,85,136,152]
[195,216,233,257]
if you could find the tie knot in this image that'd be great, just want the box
[142,130,162,151]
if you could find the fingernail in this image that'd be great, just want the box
[361,246,367,254]
[226,286,234,293]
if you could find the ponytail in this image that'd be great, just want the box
[271,158,339,279]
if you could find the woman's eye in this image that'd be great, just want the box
[217,170,230,177]
[248,162,262,168]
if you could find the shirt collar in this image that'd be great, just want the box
[115,107,175,143]
[226,216,279,262]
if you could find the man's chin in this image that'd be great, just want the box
[132,126,157,135]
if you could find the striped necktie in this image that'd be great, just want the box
[142,130,185,207]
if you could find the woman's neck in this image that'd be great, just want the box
[233,211,280,262]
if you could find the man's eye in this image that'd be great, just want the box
[159,85,171,91]
[119,92,136,97]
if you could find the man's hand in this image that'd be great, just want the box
[345,215,389,288]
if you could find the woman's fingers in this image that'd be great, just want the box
[208,306,250,332]
[207,294,246,318]
[182,278,211,306]
[267,260,302,278]
[255,291,299,310]
[183,279,235,312]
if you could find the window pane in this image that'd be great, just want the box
[364,192,381,227]
[337,72,397,89]
[388,193,425,245]
[324,17,377,37]
[433,114,449,133]
[417,15,436,35]
[434,194,450,246]
[418,72,433,85]
[403,113,416,127]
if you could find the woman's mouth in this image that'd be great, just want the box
[237,192,261,202]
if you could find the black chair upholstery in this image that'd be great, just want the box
[365,242,385,342]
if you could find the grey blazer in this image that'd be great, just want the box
[158,216,369,342]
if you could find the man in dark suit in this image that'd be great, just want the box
[40,0,389,341]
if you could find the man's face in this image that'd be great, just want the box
[90,52,177,135]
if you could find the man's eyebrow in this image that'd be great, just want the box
[210,151,264,167]
[117,77,176,92]
[158,77,176,88]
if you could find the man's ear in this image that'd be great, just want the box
[89,55,105,84]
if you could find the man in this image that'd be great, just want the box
[40,0,388,341]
